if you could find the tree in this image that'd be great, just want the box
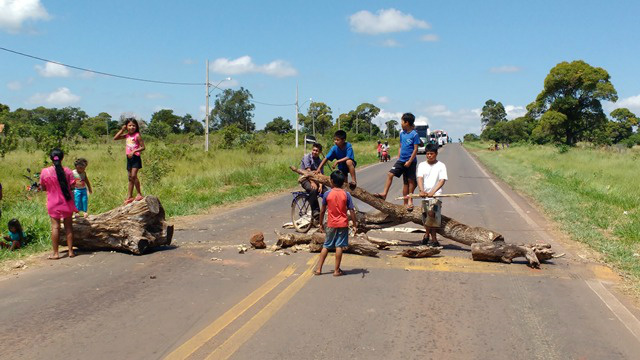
[481,99,507,130]
[463,133,480,142]
[181,114,204,135]
[526,60,618,145]
[264,116,292,134]
[80,112,115,138]
[531,111,567,144]
[610,108,638,128]
[150,109,181,134]
[385,119,398,138]
[353,103,380,135]
[211,87,256,132]
[302,102,333,135]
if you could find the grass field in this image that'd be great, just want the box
[464,141,640,287]
[0,137,381,262]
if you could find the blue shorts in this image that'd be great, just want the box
[337,159,357,175]
[74,188,88,212]
[324,227,349,249]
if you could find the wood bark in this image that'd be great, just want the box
[470,242,554,268]
[400,246,442,258]
[72,196,173,255]
[290,166,503,245]
[275,231,379,257]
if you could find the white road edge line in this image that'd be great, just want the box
[462,145,640,343]
[586,280,640,342]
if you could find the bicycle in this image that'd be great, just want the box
[23,168,40,192]
[290,191,318,233]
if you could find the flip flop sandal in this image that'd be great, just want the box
[333,269,345,277]
[313,270,322,275]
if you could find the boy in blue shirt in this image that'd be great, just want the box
[317,130,358,189]
[375,113,421,211]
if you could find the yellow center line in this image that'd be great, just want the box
[205,264,316,360]
[164,264,297,360]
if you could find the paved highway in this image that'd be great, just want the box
[1,143,639,359]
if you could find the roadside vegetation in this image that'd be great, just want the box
[464,141,640,286]
[0,88,398,263]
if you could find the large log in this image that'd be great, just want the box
[470,242,555,268]
[72,196,173,255]
[290,166,503,245]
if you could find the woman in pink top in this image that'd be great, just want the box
[40,148,76,259]
[114,118,146,204]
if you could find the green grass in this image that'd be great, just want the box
[0,138,379,262]
[464,141,640,286]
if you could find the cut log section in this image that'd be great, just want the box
[400,246,442,258]
[72,196,173,255]
[290,166,503,245]
[470,242,555,268]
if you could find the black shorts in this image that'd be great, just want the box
[127,155,143,170]
[389,159,417,184]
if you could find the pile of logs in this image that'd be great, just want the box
[280,167,555,268]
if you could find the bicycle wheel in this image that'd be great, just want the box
[291,194,313,233]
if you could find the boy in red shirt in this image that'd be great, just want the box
[314,170,358,277]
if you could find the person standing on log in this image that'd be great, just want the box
[314,170,358,276]
[40,149,76,259]
[114,118,146,205]
[375,113,420,211]
[316,130,357,189]
[300,142,324,220]
[417,143,448,246]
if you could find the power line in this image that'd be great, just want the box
[249,99,296,107]
[0,46,204,86]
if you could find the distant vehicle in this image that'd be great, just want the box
[431,129,448,147]
[415,120,430,154]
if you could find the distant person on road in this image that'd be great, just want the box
[376,140,382,161]
[114,118,146,205]
[40,148,76,259]
[375,113,420,211]
[300,142,324,220]
[73,158,93,218]
[1,218,26,251]
[316,130,357,189]
[314,170,357,277]
[417,143,448,247]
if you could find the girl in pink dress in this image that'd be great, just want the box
[40,148,76,259]
[113,118,146,204]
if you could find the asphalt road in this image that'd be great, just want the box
[1,143,640,360]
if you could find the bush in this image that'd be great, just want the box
[145,121,171,139]
[143,146,174,185]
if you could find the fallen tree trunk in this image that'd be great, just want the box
[470,242,554,268]
[72,196,173,255]
[290,166,503,245]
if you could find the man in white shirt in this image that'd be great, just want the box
[416,143,448,246]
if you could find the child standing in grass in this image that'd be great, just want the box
[314,170,358,277]
[73,158,93,217]
[40,148,76,259]
[317,130,358,189]
[1,219,25,251]
[114,118,146,204]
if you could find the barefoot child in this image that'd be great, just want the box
[314,170,358,277]
[73,158,93,217]
[316,130,357,189]
[40,149,76,259]
[375,113,421,211]
[1,219,26,251]
[417,143,448,246]
[114,118,146,204]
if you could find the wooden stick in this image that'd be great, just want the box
[394,192,477,200]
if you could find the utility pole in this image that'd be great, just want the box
[205,59,210,152]
[295,83,299,148]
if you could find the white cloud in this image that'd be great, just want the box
[422,104,482,137]
[145,93,166,100]
[490,65,522,73]
[183,58,196,65]
[420,34,439,42]
[210,56,297,77]
[373,109,429,128]
[377,96,390,104]
[381,39,401,47]
[0,0,50,33]
[349,8,430,35]
[28,87,80,105]
[615,94,640,113]
[35,62,70,77]
[504,105,526,119]
[7,80,22,90]
[79,71,96,79]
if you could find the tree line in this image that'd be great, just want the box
[0,87,401,156]
[466,60,639,147]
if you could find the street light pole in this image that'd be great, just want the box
[205,59,210,152]
[295,83,299,148]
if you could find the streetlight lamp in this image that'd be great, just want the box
[204,60,231,151]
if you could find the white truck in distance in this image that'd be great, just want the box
[415,119,430,154]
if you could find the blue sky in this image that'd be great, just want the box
[1,0,639,139]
